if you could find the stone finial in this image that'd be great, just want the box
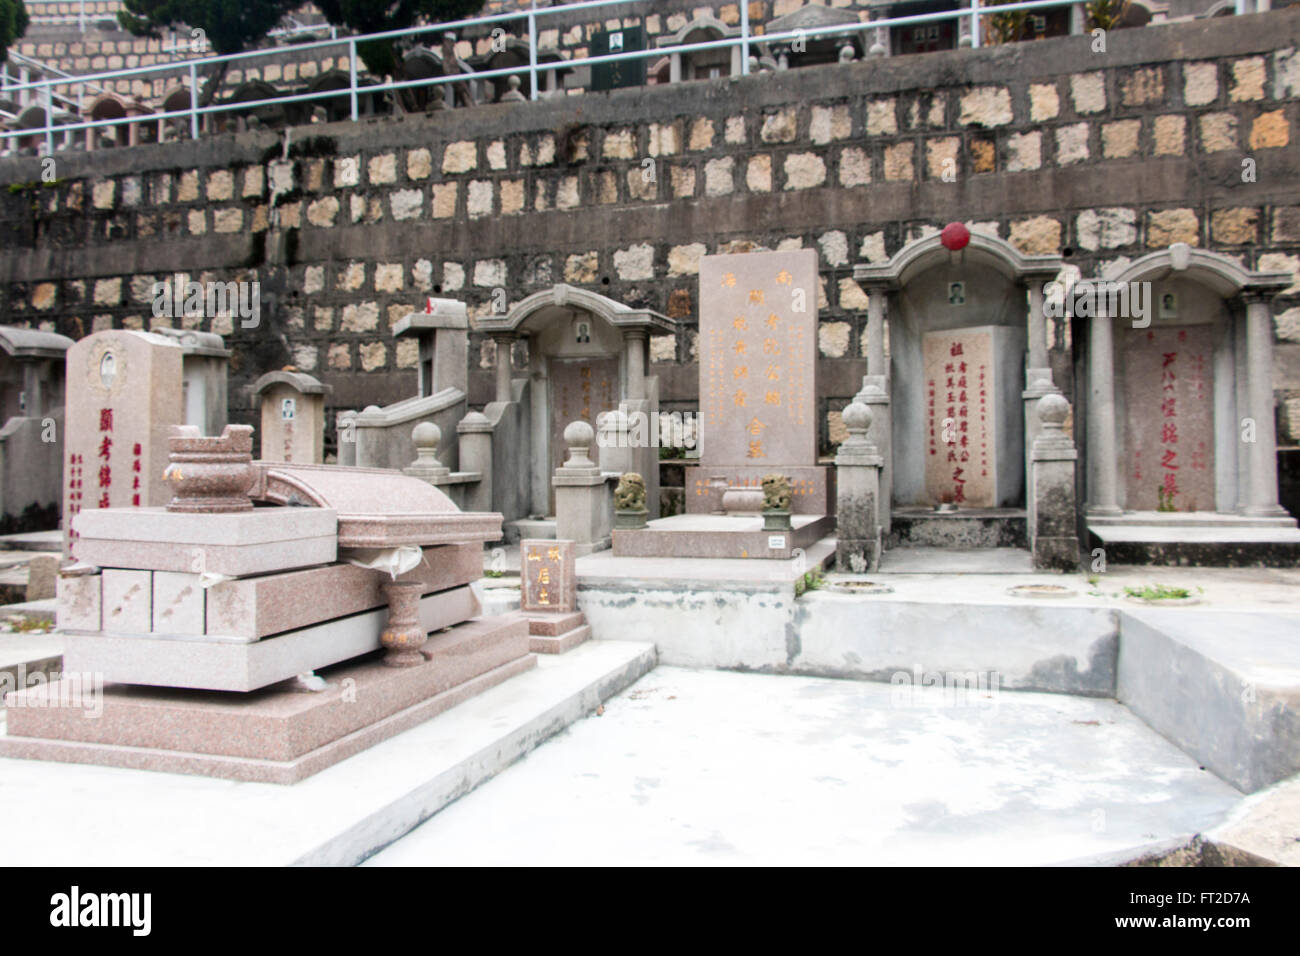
[1038,392,1070,428]
[562,420,596,469]
[163,424,255,513]
[404,421,450,481]
[1033,392,1077,460]
[456,410,492,434]
[836,402,881,467]
[842,401,872,435]
[501,74,527,103]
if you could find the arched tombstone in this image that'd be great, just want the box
[853,230,1063,538]
[477,284,674,528]
[1087,244,1294,525]
[253,370,330,463]
[655,15,743,82]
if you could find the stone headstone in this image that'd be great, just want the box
[697,249,818,468]
[63,330,185,557]
[25,554,59,601]
[922,327,997,507]
[520,538,576,612]
[549,358,617,479]
[1122,325,1215,511]
[254,370,329,464]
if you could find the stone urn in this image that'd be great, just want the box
[380,580,427,667]
[721,485,764,515]
[163,424,254,513]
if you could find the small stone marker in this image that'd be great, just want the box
[253,370,330,464]
[520,538,576,612]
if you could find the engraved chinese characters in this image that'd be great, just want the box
[698,249,818,468]
[1122,325,1215,511]
[520,538,577,612]
[923,328,997,507]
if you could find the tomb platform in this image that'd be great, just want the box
[612,513,835,560]
[888,506,1028,550]
[1087,512,1300,567]
[0,615,534,785]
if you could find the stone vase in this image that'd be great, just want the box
[615,508,648,530]
[380,580,427,667]
[762,509,792,531]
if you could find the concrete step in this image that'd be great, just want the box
[0,639,657,865]
[878,546,1034,574]
[889,508,1028,549]
[1117,608,1300,793]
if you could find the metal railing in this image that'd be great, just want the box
[0,0,1175,157]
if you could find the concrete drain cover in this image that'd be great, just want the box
[824,579,894,595]
[1006,584,1077,599]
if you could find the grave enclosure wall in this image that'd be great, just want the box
[3,13,1300,457]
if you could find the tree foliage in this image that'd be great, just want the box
[118,0,295,56]
[314,0,486,79]
[1,0,29,65]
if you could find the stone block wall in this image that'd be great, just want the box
[3,12,1300,453]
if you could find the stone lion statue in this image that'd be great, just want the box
[615,472,647,511]
[761,473,792,512]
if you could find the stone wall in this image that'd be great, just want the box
[4,11,1300,453]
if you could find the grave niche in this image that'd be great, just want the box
[475,284,672,526]
[892,270,1026,509]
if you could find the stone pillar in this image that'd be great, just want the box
[1026,281,1050,380]
[1086,312,1121,516]
[457,411,494,514]
[835,403,883,573]
[866,288,887,380]
[1069,3,1087,34]
[1241,295,1288,516]
[493,334,514,404]
[597,408,634,475]
[623,329,647,401]
[336,410,357,466]
[1023,373,1061,530]
[854,378,892,535]
[553,420,613,556]
[1030,394,1081,571]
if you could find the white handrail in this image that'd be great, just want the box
[0,0,1157,153]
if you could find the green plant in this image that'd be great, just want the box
[1123,584,1191,601]
[984,0,1030,45]
[1086,0,1131,30]
[795,568,825,597]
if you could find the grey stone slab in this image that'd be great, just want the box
[1117,608,1300,793]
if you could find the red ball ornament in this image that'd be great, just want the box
[940,222,971,252]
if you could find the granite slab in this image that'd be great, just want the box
[60,585,482,692]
